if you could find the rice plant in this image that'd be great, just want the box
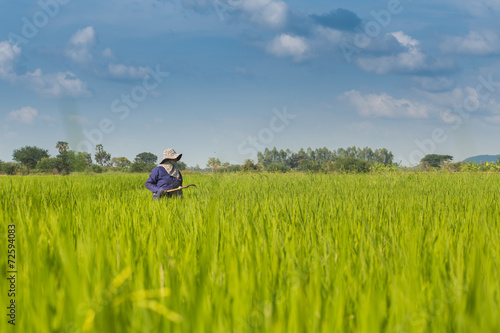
[1,173,499,332]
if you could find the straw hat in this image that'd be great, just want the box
[160,148,182,164]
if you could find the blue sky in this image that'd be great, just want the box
[1,0,500,167]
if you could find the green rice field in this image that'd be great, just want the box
[1,173,499,332]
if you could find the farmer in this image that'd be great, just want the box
[145,148,183,200]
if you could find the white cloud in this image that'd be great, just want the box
[342,90,430,118]
[441,30,500,56]
[417,86,480,110]
[412,84,500,125]
[240,0,288,28]
[0,41,21,78]
[108,64,149,79]
[356,31,452,74]
[176,0,288,29]
[6,106,38,124]
[0,40,89,98]
[267,34,309,61]
[65,26,96,63]
[19,69,89,97]
[316,27,343,45]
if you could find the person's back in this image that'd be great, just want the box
[145,148,183,200]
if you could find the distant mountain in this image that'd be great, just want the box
[462,155,500,164]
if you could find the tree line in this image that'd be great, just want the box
[206,146,395,173]
[206,149,500,173]
[0,142,186,175]
[2,143,499,175]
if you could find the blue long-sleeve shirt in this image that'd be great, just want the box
[145,166,183,199]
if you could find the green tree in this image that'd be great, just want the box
[95,144,111,167]
[177,161,187,171]
[242,159,259,172]
[111,157,132,169]
[315,147,333,165]
[334,157,371,173]
[206,157,221,172]
[55,151,72,175]
[374,148,394,165]
[56,141,69,154]
[130,153,156,173]
[135,152,157,165]
[421,154,453,168]
[51,142,72,174]
[37,157,58,173]
[299,159,321,172]
[130,162,153,173]
[68,151,89,172]
[266,162,289,173]
[49,150,88,174]
[227,164,242,172]
[80,152,92,166]
[288,150,307,169]
[90,165,104,173]
[1,162,21,175]
[13,146,50,171]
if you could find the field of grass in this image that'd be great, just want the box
[1,172,499,332]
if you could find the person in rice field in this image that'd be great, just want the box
[145,148,183,200]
